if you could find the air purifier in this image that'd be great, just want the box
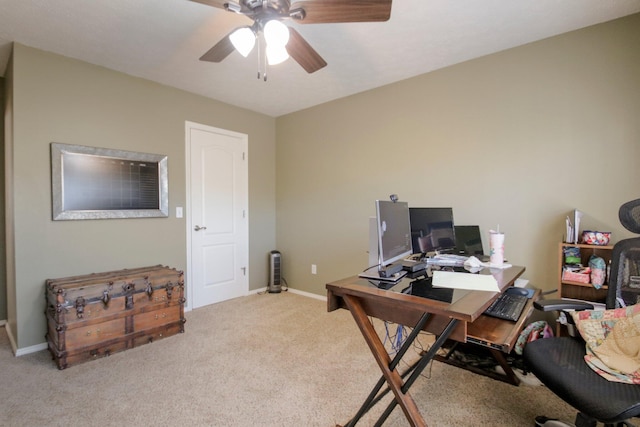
[268,250,282,293]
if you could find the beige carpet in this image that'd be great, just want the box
[0,291,595,426]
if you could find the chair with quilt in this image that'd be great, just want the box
[523,199,640,427]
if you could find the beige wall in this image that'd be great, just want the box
[4,57,16,336]
[8,44,276,349]
[275,14,640,296]
[0,75,6,321]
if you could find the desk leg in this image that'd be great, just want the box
[342,294,459,427]
[375,318,460,426]
[489,348,520,386]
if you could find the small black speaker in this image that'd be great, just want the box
[268,250,281,293]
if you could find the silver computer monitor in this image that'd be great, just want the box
[375,200,413,269]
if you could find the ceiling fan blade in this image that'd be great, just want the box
[289,0,392,24]
[189,0,230,10]
[199,32,236,62]
[286,27,327,73]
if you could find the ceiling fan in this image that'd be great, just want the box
[190,0,393,76]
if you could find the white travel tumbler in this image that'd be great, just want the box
[489,231,505,266]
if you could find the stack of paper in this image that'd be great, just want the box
[432,271,500,292]
[565,209,583,243]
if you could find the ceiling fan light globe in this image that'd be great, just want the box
[263,20,290,47]
[229,27,256,57]
[266,44,290,65]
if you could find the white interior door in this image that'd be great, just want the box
[186,121,248,309]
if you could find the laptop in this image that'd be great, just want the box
[454,225,490,262]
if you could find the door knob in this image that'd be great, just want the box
[194,225,207,231]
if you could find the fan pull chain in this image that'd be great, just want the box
[257,35,262,80]
[263,37,268,81]
[261,0,271,80]
[256,36,261,80]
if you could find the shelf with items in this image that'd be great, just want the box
[558,242,612,304]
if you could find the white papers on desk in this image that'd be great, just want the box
[432,271,500,292]
[480,262,513,270]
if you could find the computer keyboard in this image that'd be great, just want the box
[484,292,528,322]
[426,254,469,267]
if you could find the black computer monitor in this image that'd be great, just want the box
[376,200,413,269]
[409,207,456,254]
[454,225,485,256]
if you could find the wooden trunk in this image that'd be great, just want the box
[45,265,185,369]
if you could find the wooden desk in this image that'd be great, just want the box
[326,265,526,427]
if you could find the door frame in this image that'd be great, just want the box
[185,121,249,311]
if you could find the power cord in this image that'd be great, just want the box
[383,322,407,355]
[376,318,435,380]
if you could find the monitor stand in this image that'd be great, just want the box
[358,264,407,282]
[379,262,403,278]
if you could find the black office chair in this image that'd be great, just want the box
[523,199,640,427]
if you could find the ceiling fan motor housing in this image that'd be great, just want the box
[230,0,292,19]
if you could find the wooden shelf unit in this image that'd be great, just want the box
[558,242,612,304]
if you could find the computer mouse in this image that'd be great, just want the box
[505,286,529,297]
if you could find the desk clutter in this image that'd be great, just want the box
[561,208,614,294]
[558,213,616,311]
[562,245,610,289]
[365,197,514,284]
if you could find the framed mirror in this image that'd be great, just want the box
[51,143,168,220]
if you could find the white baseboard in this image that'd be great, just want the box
[1,321,48,357]
[15,342,48,356]
[249,286,327,301]
[287,288,327,301]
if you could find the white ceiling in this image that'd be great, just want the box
[1,0,639,117]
